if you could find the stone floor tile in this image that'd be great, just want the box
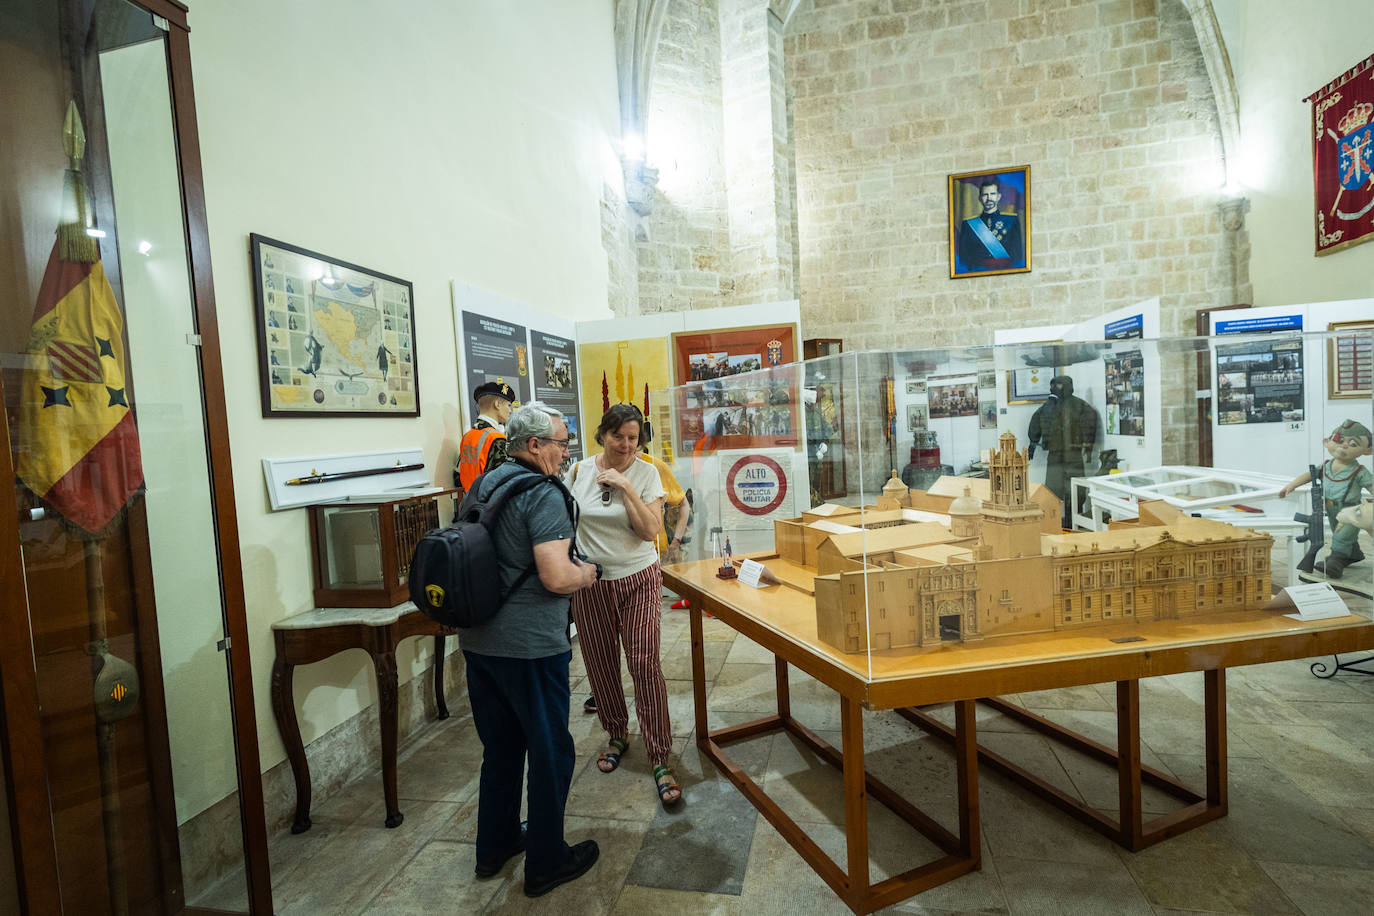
[272,799,460,914]
[993,853,1152,915]
[915,700,1039,736]
[977,776,1121,868]
[1120,826,1298,914]
[708,663,781,713]
[1158,754,1374,869]
[1232,721,1374,808]
[360,839,504,914]
[1015,685,1115,712]
[478,814,652,914]
[612,885,745,914]
[1256,861,1374,916]
[624,768,758,894]
[724,634,776,665]
[1286,695,1374,758]
[1234,659,1371,704]
[566,746,676,824]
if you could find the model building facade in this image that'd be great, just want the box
[774,433,1273,654]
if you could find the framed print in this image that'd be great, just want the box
[672,323,799,451]
[948,165,1030,278]
[1327,320,1374,399]
[906,403,929,431]
[1007,366,1057,404]
[250,234,418,417]
[928,377,978,419]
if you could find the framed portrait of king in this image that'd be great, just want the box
[948,165,1031,279]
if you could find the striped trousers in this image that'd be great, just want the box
[571,562,672,765]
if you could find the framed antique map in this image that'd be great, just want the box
[250,234,418,417]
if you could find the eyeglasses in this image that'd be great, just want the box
[538,437,571,451]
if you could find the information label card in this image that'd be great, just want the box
[1267,582,1353,621]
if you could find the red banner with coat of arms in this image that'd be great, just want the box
[1308,52,1374,255]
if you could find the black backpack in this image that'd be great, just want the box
[409,469,559,627]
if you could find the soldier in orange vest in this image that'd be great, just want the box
[455,381,516,492]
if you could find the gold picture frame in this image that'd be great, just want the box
[1327,320,1374,399]
[948,165,1031,279]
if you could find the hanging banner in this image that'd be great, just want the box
[1307,52,1374,256]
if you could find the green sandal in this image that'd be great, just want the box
[597,736,629,773]
[653,764,682,806]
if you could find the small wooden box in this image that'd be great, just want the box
[307,489,458,608]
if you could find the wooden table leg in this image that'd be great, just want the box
[269,653,312,834]
[690,602,708,743]
[433,634,449,720]
[1116,679,1143,848]
[840,695,869,907]
[954,699,980,864]
[775,657,791,721]
[1205,669,1227,812]
[372,641,404,828]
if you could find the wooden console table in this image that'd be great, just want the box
[664,559,1374,915]
[270,603,451,833]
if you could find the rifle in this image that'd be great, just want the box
[1293,464,1324,573]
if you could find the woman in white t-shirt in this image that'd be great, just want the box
[567,404,681,807]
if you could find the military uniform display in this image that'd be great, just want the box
[957,211,1024,271]
[455,381,515,491]
[1027,376,1098,526]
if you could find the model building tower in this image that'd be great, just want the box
[948,487,982,540]
[981,432,1045,558]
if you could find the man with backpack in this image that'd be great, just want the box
[457,404,601,896]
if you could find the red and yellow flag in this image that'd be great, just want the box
[15,242,143,534]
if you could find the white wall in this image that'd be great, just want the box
[186,0,625,786]
[1219,0,1374,305]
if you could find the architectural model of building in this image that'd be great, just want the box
[771,433,1274,654]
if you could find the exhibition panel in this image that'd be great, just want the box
[656,331,1374,686]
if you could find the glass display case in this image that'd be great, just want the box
[655,330,1374,683]
[307,489,457,607]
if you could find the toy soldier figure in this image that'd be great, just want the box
[1027,375,1098,528]
[456,381,516,493]
[1278,419,1374,579]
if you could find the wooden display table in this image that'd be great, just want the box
[270,603,450,833]
[663,559,1374,915]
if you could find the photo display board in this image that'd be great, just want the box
[1215,315,1305,426]
[671,324,798,453]
[529,330,583,459]
[460,310,531,405]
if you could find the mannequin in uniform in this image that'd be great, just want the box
[456,381,516,493]
[1027,375,1098,528]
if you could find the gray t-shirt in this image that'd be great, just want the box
[456,460,575,659]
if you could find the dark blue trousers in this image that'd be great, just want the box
[463,650,575,877]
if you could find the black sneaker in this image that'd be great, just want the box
[474,823,527,878]
[583,695,597,714]
[523,840,599,898]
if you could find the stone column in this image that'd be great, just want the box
[718,0,797,304]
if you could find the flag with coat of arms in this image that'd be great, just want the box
[1308,52,1374,255]
[15,242,144,535]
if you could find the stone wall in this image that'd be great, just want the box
[637,0,732,313]
[784,0,1242,350]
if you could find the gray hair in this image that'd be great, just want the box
[523,399,564,419]
[506,404,557,454]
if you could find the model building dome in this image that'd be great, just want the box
[949,487,981,517]
[949,486,983,539]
